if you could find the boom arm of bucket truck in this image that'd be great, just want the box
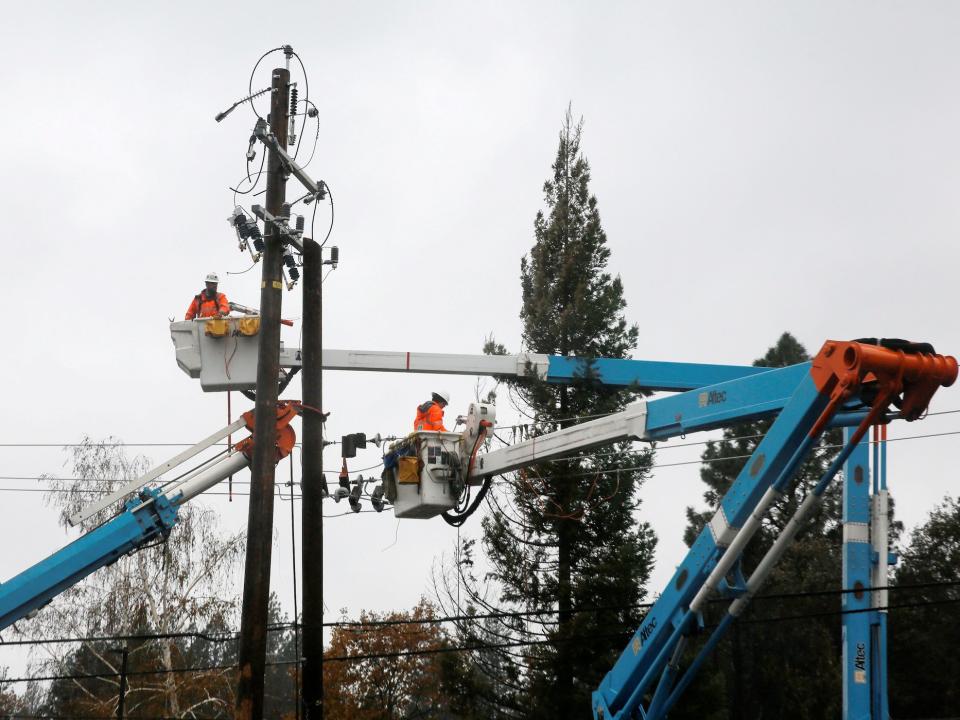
[447,340,955,720]
[0,402,300,633]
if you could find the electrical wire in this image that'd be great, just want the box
[4,580,955,650]
[247,47,285,119]
[299,99,322,169]
[484,427,960,480]
[0,588,954,697]
[289,48,309,163]
[1,408,958,451]
[323,595,960,663]
[0,623,297,648]
[226,260,259,276]
[287,454,301,719]
[320,578,960,631]
[2,589,956,683]
[230,151,267,199]
[0,658,299,684]
[0,487,299,499]
[0,425,955,496]
[315,182,334,247]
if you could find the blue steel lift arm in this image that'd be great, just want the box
[469,361,888,483]
[589,341,957,720]
[0,402,300,633]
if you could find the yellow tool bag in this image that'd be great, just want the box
[237,317,260,336]
[204,318,230,338]
[397,456,421,484]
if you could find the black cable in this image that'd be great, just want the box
[1,407,958,451]
[735,595,960,628]
[443,428,493,526]
[247,47,285,119]
[0,716,185,720]
[0,622,297,648]
[322,595,960,663]
[3,580,958,660]
[0,487,302,498]
[299,99,322,169]
[0,459,384,485]
[278,365,301,395]
[225,260,258,276]
[288,453,301,720]
[314,182,334,247]
[320,579,960,630]
[2,591,956,682]
[0,420,951,493]
[0,422,951,493]
[0,658,299,684]
[289,49,309,163]
[230,150,267,198]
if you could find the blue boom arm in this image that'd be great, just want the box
[590,340,957,720]
[544,356,767,392]
[0,489,179,630]
[0,403,299,633]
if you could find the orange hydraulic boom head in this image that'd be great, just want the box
[234,400,302,461]
[809,339,958,442]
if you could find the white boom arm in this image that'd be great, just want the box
[468,402,648,481]
[171,319,549,391]
[69,418,248,526]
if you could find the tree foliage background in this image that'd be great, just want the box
[889,495,960,717]
[435,108,657,720]
[3,439,299,719]
[323,599,459,720]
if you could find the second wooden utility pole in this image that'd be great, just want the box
[301,237,324,718]
[236,64,290,720]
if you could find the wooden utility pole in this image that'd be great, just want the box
[301,238,324,718]
[236,63,290,720]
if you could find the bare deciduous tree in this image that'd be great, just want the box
[11,437,245,718]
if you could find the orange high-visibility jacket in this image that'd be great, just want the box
[185,290,229,320]
[414,400,446,432]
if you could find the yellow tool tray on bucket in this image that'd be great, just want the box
[397,456,421,484]
[204,318,230,338]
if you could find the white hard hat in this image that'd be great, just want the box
[433,390,451,404]
[205,272,220,283]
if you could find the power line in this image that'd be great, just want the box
[498,427,960,480]
[0,588,950,682]
[321,594,960,664]
[0,623,298,648]
[0,423,955,494]
[4,580,954,651]
[0,408,956,453]
[2,585,957,683]
[0,658,299,685]
[322,578,960,631]
[287,454,302,718]
[0,716,187,720]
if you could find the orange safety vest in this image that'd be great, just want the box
[413,400,446,432]
[185,290,229,320]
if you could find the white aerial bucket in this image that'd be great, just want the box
[390,432,464,519]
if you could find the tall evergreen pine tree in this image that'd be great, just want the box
[454,109,657,720]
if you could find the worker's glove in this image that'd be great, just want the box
[455,415,467,426]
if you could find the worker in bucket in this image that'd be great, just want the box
[414,391,450,431]
[185,272,230,320]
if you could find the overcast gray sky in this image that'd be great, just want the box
[2,0,959,679]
